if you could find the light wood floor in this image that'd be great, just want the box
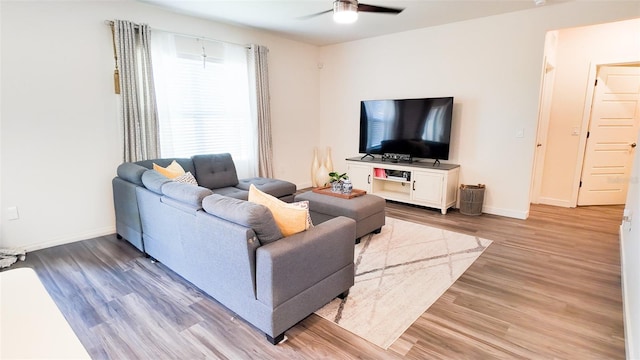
[6,203,626,359]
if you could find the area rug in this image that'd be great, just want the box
[315,217,492,349]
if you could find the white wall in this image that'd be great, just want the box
[317,1,640,219]
[1,1,637,350]
[0,0,319,250]
[1,0,638,250]
[539,18,640,207]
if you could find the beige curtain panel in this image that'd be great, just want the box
[113,20,160,162]
[249,44,274,178]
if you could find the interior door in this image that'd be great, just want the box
[578,65,640,205]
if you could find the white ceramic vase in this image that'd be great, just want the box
[315,164,330,187]
[325,146,334,172]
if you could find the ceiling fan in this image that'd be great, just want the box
[301,0,405,24]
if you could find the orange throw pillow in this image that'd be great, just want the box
[153,160,185,179]
[248,184,310,237]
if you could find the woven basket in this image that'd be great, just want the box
[459,184,485,216]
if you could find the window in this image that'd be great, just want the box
[151,32,257,178]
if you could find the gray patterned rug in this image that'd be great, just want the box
[315,216,492,349]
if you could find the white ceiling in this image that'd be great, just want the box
[138,0,562,46]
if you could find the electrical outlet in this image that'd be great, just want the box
[516,129,524,138]
[7,207,19,220]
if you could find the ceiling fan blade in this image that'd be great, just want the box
[297,9,333,20]
[358,3,404,14]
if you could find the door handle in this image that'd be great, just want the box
[367,174,371,184]
[536,143,542,147]
[412,180,416,191]
[632,143,637,148]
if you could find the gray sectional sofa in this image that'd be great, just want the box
[113,153,296,252]
[112,154,356,344]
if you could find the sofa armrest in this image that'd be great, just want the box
[116,163,148,186]
[255,216,356,308]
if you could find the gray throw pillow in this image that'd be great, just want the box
[202,194,283,244]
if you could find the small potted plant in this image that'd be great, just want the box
[328,172,348,193]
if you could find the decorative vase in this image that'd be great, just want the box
[315,164,330,187]
[342,179,353,194]
[311,147,319,187]
[331,181,343,193]
[325,146,334,172]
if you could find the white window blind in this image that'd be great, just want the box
[151,32,257,178]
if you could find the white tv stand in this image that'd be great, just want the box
[346,157,460,214]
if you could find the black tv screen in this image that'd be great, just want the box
[359,97,453,160]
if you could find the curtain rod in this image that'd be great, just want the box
[104,20,251,49]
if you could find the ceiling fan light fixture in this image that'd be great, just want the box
[333,1,359,24]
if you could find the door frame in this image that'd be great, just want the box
[530,31,558,204]
[570,58,640,207]
[530,54,557,204]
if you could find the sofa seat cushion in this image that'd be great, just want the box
[212,187,249,200]
[202,194,283,244]
[236,178,296,199]
[161,182,213,208]
[192,154,239,189]
[295,191,385,221]
[294,191,385,240]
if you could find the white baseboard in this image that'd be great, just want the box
[25,226,116,252]
[538,197,573,208]
[297,181,314,190]
[482,205,529,220]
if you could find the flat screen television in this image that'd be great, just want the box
[359,97,453,161]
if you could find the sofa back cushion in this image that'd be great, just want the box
[117,163,149,186]
[202,194,283,244]
[161,181,213,208]
[135,158,195,174]
[141,170,172,194]
[192,154,239,189]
